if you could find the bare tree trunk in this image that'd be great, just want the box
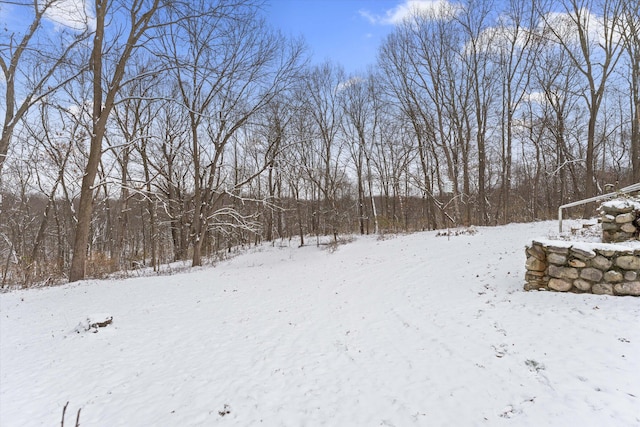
[356,159,365,235]
[622,0,640,181]
[190,118,204,267]
[111,151,129,272]
[293,187,305,246]
[69,0,107,282]
[69,0,161,282]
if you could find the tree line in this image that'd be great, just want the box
[1,0,638,287]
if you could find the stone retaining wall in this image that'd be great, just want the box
[524,240,640,296]
[600,200,640,243]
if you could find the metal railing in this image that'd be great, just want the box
[558,182,640,232]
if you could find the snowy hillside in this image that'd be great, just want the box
[1,221,639,426]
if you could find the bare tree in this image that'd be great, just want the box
[258,98,293,242]
[301,62,347,242]
[160,0,304,266]
[0,0,89,183]
[69,0,163,282]
[339,72,380,235]
[493,0,539,223]
[147,86,191,261]
[534,42,585,208]
[20,101,77,285]
[539,0,625,199]
[378,6,463,228]
[110,56,160,271]
[619,0,640,181]
[456,0,499,225]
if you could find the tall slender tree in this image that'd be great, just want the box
[69,0,163,282]
[540,0,625,199]
[619,0,640,181]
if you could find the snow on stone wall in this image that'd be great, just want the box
[600,199,640,243]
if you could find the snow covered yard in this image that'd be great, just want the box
[1,221,639,426]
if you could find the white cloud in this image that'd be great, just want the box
[526,91,547,105]
[471,24,533,56]
[336,76,364,93]
[359,9,377,25]
[469,5,622,58]
[360,0,459,25]
[539,8,619,49]
[42,0,95,32]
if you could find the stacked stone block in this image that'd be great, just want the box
[524,240,640,296]
[600,200,639,243]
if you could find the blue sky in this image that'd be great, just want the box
[0,0,453,75]
[265,0,410,74]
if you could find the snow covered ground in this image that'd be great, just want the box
[1,221,639,426]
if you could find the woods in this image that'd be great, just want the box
[1,0,638,286]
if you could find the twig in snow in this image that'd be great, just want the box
[60,401,81,427]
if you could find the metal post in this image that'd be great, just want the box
[558,207,563,233]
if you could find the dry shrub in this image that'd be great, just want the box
[85,251,112,279]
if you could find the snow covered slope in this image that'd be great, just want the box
[1,221,639,426]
